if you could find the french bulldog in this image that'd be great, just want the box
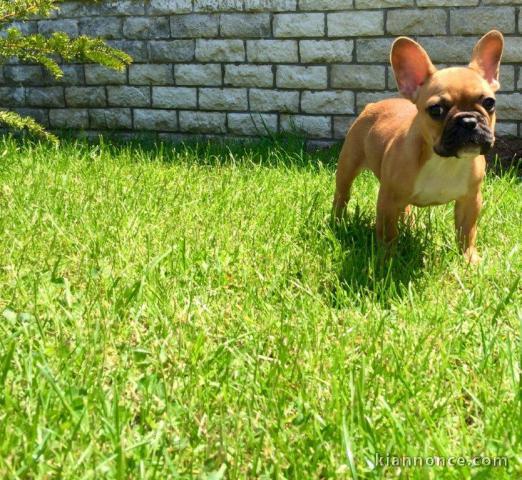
[333,31,504,264]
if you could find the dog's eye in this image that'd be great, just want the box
[482,97,496,112]
[427,104,446,120]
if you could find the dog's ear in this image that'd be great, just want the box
[391,37,436,102]
[469,30,504,91]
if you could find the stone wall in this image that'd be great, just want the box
[2,0,522,144]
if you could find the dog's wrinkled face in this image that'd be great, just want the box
[418,68,496,157]
[391,31,504,158]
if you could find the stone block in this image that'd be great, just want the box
[300,40,353,63]
[111,1,147,15]
[331,65,386,90]
[195,39,245,62]
[227,113,278,135]
[134,109,178,131]
[0,87,25,107]
[357,0,413,6]
[193,0,243,12]
[3,66,43,85]
[80,17,122,39]
[123,17,170,39]
[38,19,78,37]
[301,0,354,10]
[171,14,219,38]
[129,64,173,85]
[249,89,299,112]
[107,40,149,62]
[495,122,518,136]
[276,66,327,89]
[199,88,248,110]
[280,114,331,138]
[356,91,396,113]
[274,13,324,37]
[499,65,515,92]
[179,111,227,133]
[221,14,271,38]
[417,37,477,63]
[85,65,127,85]
[65,87,106,107]
[49,108,89,129]
[356,38,393,63]
[14,108,49,127]
[328,11,384,36]
[417,0,478,5]
[89,108,133,129]
[224,65,273,87]
[244,0,297,11]
[150,40,195,62]
[483,0,522,4]
[107,86,151,107]
[387,9,447,35]
[450,7,516,35]
[27,87,64,107]
[504,38,522,63]
[152,86,197,108]
[496,93,522,120]
[247,40,298,63]
[149,0,192,14]
[333,115,355,139]
[1,21,37,37]
[175,64,222,86]
[301,90,355,114]
[47,65,84,86]
[59,1,145,16]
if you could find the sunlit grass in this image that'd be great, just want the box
[0,136,520,479]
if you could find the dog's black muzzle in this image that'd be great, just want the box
[434,112,495,157]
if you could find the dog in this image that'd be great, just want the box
[333,31,504,264]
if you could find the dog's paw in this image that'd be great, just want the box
[464,248,481,265]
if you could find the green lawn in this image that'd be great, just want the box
[0,136,520,479]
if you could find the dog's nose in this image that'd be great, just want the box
[457,116,478,130]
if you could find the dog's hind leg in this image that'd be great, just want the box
[333,130,365,219]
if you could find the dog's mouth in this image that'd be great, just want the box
[434,113,495,158]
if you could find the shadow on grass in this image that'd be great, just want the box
[329,207,433,306]
[486,135,521,179]
[139,134,342,170]
[486,154,521,181]
[37,131,342,171]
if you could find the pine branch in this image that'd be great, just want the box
[0,29,132,78]
[0,0,131,142]
[0,0,58,25]
[0,110,58,143]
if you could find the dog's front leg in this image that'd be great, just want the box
[376,186,403,245]
[455,191,482,264]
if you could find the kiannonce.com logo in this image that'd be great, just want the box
[375,453,509,468]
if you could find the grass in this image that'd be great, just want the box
[0,135,520,479]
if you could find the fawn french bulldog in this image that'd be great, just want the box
[333,31,504,264]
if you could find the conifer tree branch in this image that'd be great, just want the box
[0,110,58,143]
[0,0,132,141]
[0,0,58,24]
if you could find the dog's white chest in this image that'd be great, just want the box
[412,153,473,206]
